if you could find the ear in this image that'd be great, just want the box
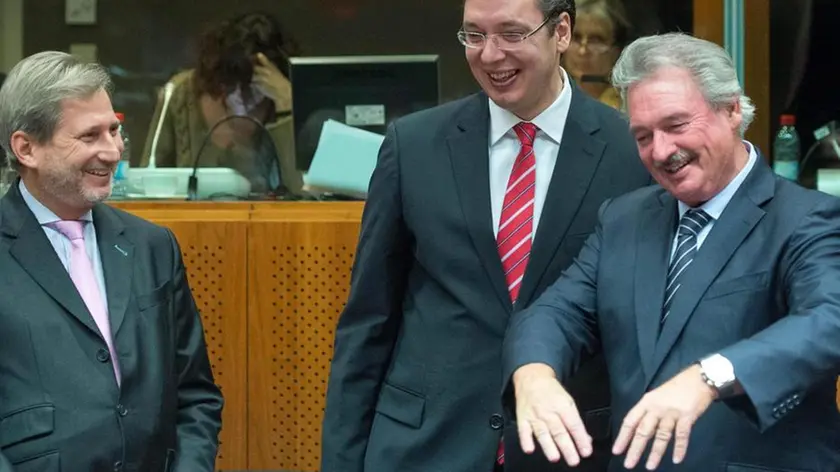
[555,12,572,53]
[10,131,40,170]
[725,99,743,133]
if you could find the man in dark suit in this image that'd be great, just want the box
[504,32,840,471]
[320,0,651,471]
[0,51,222,471]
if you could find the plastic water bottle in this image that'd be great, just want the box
[112,112,131,198]
[772,114,800,181]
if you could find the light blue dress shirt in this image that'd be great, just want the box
[19,180,109,306]
[670,141,759,259]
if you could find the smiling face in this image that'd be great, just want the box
[12,89,123,219]
[462,0,571,120]
[626,66,748,206]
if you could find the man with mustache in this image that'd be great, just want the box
[0,51,223,471]
[504,32,840,471]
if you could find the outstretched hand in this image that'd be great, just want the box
[513,364,593,466]
[612,364,717,470]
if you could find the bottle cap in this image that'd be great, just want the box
[780,114,795,126]
[115,112,125,122]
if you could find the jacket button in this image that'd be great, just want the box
[116,404,128,417]
[96,348,110,363]
[489,413,504,430]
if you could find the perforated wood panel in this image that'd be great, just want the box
[248,220,361,471]
[151,220,249,471]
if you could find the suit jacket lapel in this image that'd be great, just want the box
[635,190,677,384]
[448,94,512,311]
[648,158,775,384]
[1,182,100,335]
[92,205,134,336]
[518,88,606,306]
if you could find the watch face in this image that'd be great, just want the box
[703,355,735,384]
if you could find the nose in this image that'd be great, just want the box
[650,130,678,163]
[479,38,505,63]
[100,133,123,163]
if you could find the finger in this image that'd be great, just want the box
[532,422,562,463]
[613,405,645,454]
[672,415,694,464]
[517,415,536,454]
[556,400,592,458]
[623,413,658,469]
[546,414,579,466]
[645,415,676,471]
[257,53,282,72]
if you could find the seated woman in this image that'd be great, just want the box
[140,11,304,196]
[562,0,631,109]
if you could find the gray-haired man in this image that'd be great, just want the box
[504,32,840,471]
[0,51,222,471]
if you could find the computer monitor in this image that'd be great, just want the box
[289,54,440,171]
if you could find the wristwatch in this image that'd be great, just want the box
[698,353,737,400]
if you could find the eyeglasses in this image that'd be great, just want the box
[458,16,553,51]
[570,35,614,55]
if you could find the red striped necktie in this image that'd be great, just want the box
[497,121,538,303]
[495,121,538,466]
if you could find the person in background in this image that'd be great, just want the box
[505,32,840,471]
[139,11,304,196]
[0,51,222,471]
[319,0,651,471]
[561,0,630,109]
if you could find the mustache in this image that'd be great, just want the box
[657,149,696,170]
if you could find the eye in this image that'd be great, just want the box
[635,133,651,145]
[667,122,688,132]
[79,132,97,143]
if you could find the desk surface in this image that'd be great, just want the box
[109,200,365,222]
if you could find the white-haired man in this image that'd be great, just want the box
[504,32,840,471]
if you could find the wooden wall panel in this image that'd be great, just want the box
[139,217,249,471]
[247,212,361,471]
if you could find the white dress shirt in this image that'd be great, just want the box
[19,180,109,305]
[670,141,759,259]
[488,68,573,237]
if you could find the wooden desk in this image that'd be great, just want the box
[110,201,363,472]
[111,200,840,471]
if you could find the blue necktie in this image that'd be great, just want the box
[662,209,712,324]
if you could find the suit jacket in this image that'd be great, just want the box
[503,157,840,471]
[0,182,223,472]
[321,84,652,472]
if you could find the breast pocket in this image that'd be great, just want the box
[136,279,174,312]
[704,271,770,300]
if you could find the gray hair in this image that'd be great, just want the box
[537,0,577,31]
[0,51,113,170]
[611,32,755,136]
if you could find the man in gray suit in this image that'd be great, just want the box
[504,32,840,471]
[0,51,223,471]
[320,0,651,471]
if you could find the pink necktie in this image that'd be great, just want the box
[49,220,121,385]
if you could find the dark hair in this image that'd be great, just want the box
[194,11,300,99]
[538,0,576,32]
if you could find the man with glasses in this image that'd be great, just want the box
[321,1,650,471]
